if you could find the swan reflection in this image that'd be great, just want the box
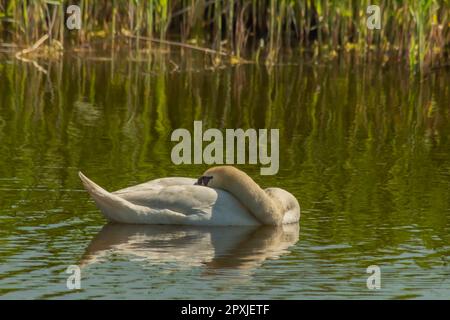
[81,223,299,273]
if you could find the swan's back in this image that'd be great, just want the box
[79,173,260,226]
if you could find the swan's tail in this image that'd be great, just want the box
[78,172,145,223]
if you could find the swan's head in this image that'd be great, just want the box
[195,166,301,225]
[195,166,248,189]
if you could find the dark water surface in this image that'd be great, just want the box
[0,52,449,299]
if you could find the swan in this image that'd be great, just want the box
[79,166,300,226]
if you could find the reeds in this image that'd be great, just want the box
[0,0,449,71]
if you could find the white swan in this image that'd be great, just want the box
[79,166,300,226]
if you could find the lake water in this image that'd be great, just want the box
[0,51,449,299]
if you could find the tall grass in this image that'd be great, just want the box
[0,0,449,70]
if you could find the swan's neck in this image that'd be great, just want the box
[224,173,283,225]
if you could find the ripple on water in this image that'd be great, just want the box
[1,58,450,299]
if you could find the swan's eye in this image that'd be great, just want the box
[194,176,213,186]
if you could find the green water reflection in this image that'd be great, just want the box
[0,52,449,299]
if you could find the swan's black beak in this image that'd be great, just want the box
[194,176,213,186]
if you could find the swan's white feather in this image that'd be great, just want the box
[79,172,260,226]
[113,177,196,194]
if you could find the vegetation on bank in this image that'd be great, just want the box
[0,0,449,71]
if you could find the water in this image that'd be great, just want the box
[0,52,449,299]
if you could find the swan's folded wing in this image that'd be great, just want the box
[113,177,196,195]
[116,184,260,225]
[116,185,218,217]
[80,173,200,224]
